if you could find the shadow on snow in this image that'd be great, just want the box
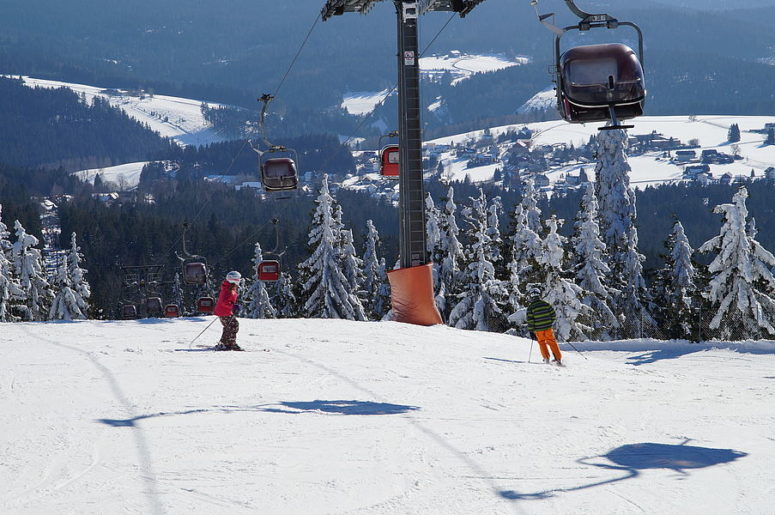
[563,340,775,366]
[499,439,747,501]
[97,400,420,427]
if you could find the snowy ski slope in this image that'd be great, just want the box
[1,319,773,514]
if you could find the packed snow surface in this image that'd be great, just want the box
[341,90,393,116]
[16,76,231,147]
[1,319,773,514]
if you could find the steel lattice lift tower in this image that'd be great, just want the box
[322,0,487,325]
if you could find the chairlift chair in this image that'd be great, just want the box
[145,297,164,318]
[378,131,400,178]
[182,260,208,286]
[537,0,646,130]
[380,145,400,178]
[120,304,138,320]
[261,151,299,192]
[257,260,281,282]
[196,296,215,314]
[164,304,180,318]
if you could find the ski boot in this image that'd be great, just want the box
[543,358,551,364]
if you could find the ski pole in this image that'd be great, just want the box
[564,340,588,360]
[528,333,535,363]
[189,317,219,348]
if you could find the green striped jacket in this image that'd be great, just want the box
[526,300,556,331]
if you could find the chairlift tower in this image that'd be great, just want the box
[322,0,486,325]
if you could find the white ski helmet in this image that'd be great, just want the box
[226,271,242,284]
[528,285,542,299]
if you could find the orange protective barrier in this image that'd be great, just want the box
[387,263,443,326]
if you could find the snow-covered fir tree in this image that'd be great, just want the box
[11,220,53,321]
[520,178,543,234]
[436,186,466,318]
[0,206,23,322]
[537,215,591,341]
[245,243,276,319]
[425,192,446,313]
[653,220,699,339]
[571,183,618,338]
[273,272,297,318]
[506,201,543,311]
[340,228,365,297]
[698,187,775,339]
[66,232,90,318]
[374,258,391,320]
[171,273,185,313]
[594,129,652,336]
[297,175,366,320]
[362,220,389,320]
[448,189,508,332]
[49,256,87,321]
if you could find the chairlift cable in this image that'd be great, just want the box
[272,12,321,99]
[320,12,457,171]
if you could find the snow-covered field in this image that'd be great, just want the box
[420,52,530,86]
[341,90,393,116]
[73,161,151,190]
[1,319,773,514]
[426,115,775,187]
[15,76,231,147]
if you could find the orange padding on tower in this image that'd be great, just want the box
[387,263,443,326]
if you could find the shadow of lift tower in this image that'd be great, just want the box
[321,0,487,326]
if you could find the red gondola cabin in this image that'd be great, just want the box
[197,297,215,314]
[258,260,280,282]
[380,145,400,178]
[262,158,299,192]
[164,304,180,318]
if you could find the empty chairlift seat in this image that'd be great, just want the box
[258,260,280,282]
[164,304,180,318]
[558,43,645,124]
[262,158,299,192]
[183,261,208,285]
[380,145,400,178]
[197,297,215,314]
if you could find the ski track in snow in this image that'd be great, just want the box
[1,319,773,514]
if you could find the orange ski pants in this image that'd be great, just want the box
[535,329,562,361]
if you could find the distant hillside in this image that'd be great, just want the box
[0,77,176,171]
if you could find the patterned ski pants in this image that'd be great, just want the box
[535,328,562,361]
[219,315,240,346]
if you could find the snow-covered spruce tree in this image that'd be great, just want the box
[245,243,276,319]
[0,206,23,322]
[273,272,297,318]
[653,220,699,340]
[362,220,389,320]
[571,183,618,339]
[594,129,653,337]
[506,201,543,311]
[698,187,775,339]
[521,178,543,234]
[171,273,185,313]
[11,220,53,321]
[49,256,86,321]
[437,186,466,319]
[374,258,391,319]
[486,195,504,276]
[537,215,591,341]
[66,232,90,318]
[340,228,365,298]
[425,192,446,314]
[297,175,366,320]
[448,189,508,332]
